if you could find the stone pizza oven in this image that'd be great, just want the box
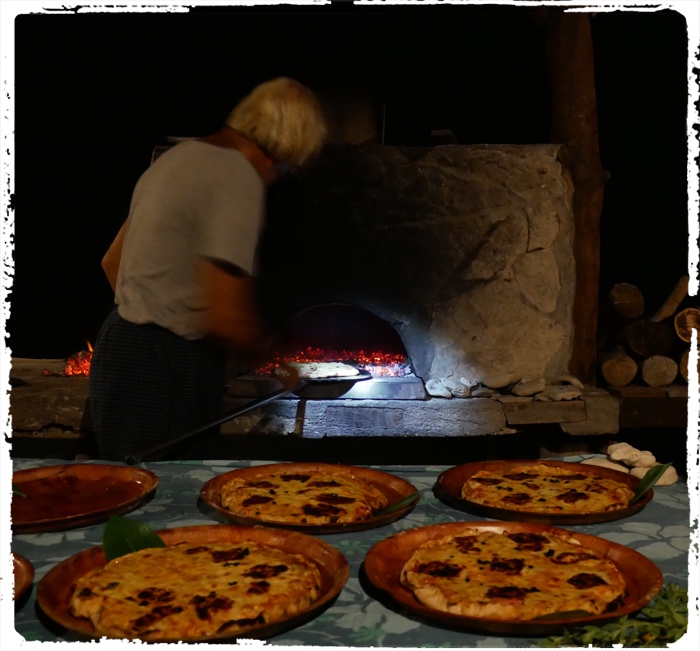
[257,141,576,394]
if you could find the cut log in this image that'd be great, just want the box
[674,307,700,343]
[597,283,645,350]
[609,283,645,319]
[652,274,689,322]
[621,318,675,357]
[598,345,638,387]
[639,355,678,388]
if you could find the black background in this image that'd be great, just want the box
[6,3,692,359]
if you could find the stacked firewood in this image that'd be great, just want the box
[597,275,698,388]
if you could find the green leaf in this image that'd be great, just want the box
[103,515,165,561]
[12,483,26,497]
[373,491,419,517]
[629,462,673,505]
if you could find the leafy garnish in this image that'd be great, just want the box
[374,492,420,517]
[535,583,688,647]
[629,462,673,506]
[12,483,26,497]
[103,515,165,561]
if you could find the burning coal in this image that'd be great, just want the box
[257,347,412,378]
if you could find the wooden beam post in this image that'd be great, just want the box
[546,11,609,384]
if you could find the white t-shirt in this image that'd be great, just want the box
[115,140,265,339]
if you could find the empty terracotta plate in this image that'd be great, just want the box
[12,463,159,533]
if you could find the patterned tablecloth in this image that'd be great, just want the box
[9,457,692,647]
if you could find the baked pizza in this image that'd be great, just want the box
[219,469,389,525]
[277,361,360,379]
[400,528,627,621]
[69,540,322,641]
[461,463,635,514]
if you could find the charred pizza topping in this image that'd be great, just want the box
[417,560,462,577]
[502,492,532,505]
[241,495,274,507]
[191,593,234,620]
[485,585,540,600]
[243,564,288,579]
[316,493,357,505]
[246,581,271,595]
[454,535,481,553]
[568,573,609,589]
[489,557,525,575]
[552,552,598,565]
[557,490,590,503]
[211,547,250,563]
[281,474,311,482]
[303,503,342,517]
[503,472,539,481]
[133,604,185,630]
[507,532,549,551]
[216,614,265,633]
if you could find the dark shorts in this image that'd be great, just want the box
[88,308,226,461]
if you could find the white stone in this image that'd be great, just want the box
[539,385,582,401]
[425,379,453,398]
[512,377,546,396]
[553,374,585,389]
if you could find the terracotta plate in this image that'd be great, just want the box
[435,459,652,525]
[37,524,349,643]
[363,520,664,636]
[200,462,419,534]
[12,464,159,533]
[13,552,34,600]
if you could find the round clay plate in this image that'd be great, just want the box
[435,459,652,525]
[200,462,420,534]
[12,464,159,534]
[13,552,34,600]
[37,524,349,643]
[363,520,664,636]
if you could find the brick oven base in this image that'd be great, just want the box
[8,357,626,454]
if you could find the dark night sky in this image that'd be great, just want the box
[5,3,693,359]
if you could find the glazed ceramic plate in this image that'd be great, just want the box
[12,464,159,533]
[363,520,664,636]
[37,524,349,643]
[200,462,419,534]
[435,459,652,525]
[13,552,34,600]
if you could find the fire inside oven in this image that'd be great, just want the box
[254,303,425,399]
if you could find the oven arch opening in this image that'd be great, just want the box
[268,302,415,379]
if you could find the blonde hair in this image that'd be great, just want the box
[226,77,328,168]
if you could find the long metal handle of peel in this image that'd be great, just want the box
[124,380,310,465]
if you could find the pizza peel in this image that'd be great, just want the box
[125,369,371,464]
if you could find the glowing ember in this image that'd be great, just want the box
[43,342,93,377]
[257,347,412,378]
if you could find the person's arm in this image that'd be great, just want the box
[198,258,271,358]
[102,220,129,292]
[198,258,302,388]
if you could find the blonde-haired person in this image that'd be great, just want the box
[89,78,328,461]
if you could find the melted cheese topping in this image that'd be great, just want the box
[69,541,321,641]
[462,464,635,513]
[401,529,627,621]
[219,471,389,525]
